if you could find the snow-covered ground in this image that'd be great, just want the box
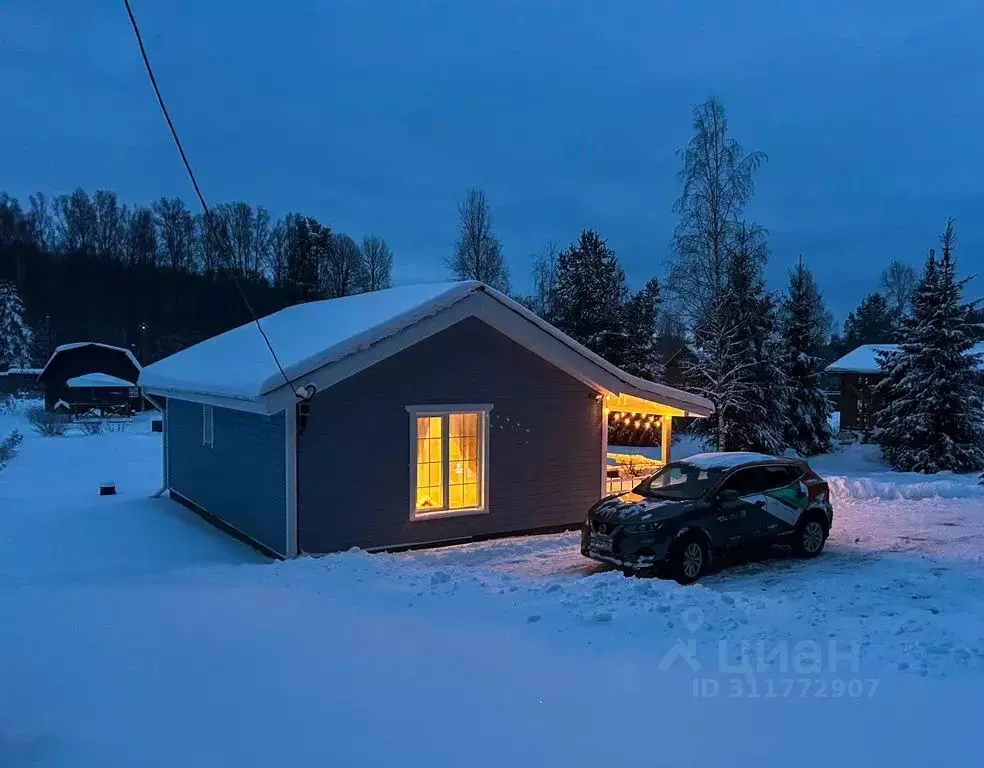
[2,402,983,766]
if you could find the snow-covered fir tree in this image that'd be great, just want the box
[0,280,32,370]
[720,227,788,455]
[781,257,833,456]
[620,278,664,381]
[842,292,895,348]
[686,291,753,451]
[551,230,630,369]
[686,226,787,454]
[872,220,984,474]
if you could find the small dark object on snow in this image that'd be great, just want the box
[100,482,116,496]
[151,419,163,433]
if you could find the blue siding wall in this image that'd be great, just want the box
[297,317,602,552]
[167,398,288,556]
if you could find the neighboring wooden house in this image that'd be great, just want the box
[827,342,984,433]
[38,343,142,415]
[140,282,713,558]
[826,344,897,433]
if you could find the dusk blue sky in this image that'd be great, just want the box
[3,1,983,320]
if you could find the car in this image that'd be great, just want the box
[581,452,833,584]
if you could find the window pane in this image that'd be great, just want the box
[450,412,478,439]
[415,416,444,512]
[448,484,464,509]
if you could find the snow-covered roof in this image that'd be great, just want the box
[40,342,141,377]
[680,452,780,469]
[827,343,984,374]
[825,344,899,374]
[0,368,42,376]
[140,281,714,417]
[67,373,135,388]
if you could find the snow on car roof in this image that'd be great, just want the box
[67,373,135,388]
[680,452,780,469]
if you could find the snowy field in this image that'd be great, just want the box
[2,402,984,766]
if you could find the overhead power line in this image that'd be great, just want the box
[121,0,301,400]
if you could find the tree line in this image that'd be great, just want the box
[4,98,982,473]
[0,189,393,365]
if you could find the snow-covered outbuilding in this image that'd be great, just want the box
[827,342,984,432]
[38,342,142,415]
[140,281,713,558]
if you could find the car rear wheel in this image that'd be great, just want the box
[672,534,709,585]
[793,513,827,558]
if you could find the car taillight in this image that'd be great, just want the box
[802,467,829,502]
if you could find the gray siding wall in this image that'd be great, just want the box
[298,316,602,552]
[167,397,288,556]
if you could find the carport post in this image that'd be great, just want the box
[661,416,672,466]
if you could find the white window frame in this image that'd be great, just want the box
[406,404,492,521]
[202,404,214,448]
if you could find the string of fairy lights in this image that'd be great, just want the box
[609,412,664,431]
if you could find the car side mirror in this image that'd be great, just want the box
[717,489,740,503]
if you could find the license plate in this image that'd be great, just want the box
[589,533,613,553]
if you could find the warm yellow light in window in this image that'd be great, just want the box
[448,412,480,510]
[415,416,443,511]
[415,411,482,513]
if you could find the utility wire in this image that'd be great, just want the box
[122,0,300,399]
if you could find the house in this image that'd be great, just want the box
[139,281,713,558]
[38,343,142,415]
[826,342,984,432]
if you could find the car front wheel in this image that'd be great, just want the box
[672,534,709,585]
[793,514,827,558]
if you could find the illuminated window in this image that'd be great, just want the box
[408,406,490,519]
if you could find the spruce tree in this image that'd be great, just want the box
[551,230,630,368]
[873,219,984,473]
[842,292,895,348]
[721,229,788,455]
[621,278,664,381]
[686,225,787,454]
[0,280,33,370]
[781,257,833,456]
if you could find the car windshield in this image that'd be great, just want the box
[635,462,724,500]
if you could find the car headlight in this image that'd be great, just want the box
[626,521,663,534]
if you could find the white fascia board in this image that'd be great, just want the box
[140,385,272,414]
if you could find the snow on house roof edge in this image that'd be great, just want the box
[139,281,713,416]
[827,342,984,374]
[825,344,898,374]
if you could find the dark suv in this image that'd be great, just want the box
[581,452,833,583]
